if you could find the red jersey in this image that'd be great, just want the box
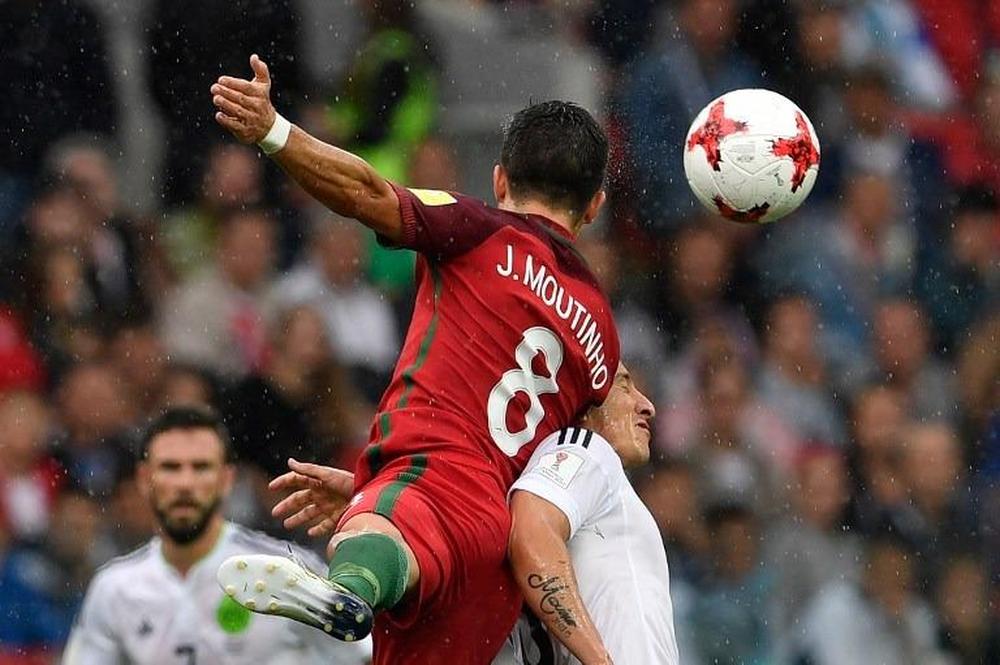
[356,185,620,493]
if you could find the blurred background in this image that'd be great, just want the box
[0,0,997,663]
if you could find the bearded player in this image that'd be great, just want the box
[209,55,619,664]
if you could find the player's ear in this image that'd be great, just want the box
[493,164,509,204]
[581,189,606,227]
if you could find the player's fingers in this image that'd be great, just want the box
[272,488,313,518]
[283,503,325,530]
[250,54,271,85]
[216,76,256,95]
[287,458,336,481]
[214,112,243,133]
[307,518,338,538]
[211,84,254,108]
[289,458,355,493]
[212,95,248,120]
[268,471,311,493]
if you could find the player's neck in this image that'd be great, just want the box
[161,515,226,577]
[498,200,580,236]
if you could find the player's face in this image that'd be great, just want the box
[582,364,655,468]
[141,429,233,545]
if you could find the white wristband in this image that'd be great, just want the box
[258,113,291,155]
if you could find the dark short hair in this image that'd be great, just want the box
[500,101,608,217]
[141,406,232,461]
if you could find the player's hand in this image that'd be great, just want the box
[269,458,355,538]
[210,54,277,144]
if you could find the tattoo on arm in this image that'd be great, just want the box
[527,573,578,637]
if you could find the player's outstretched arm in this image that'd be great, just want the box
[508,491,614,665]
[211,55,403,243]
[270,458,355,537]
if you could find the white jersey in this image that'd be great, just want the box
[499,428,679,665]
[63,522,370,665]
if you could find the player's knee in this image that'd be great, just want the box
[332,514,421,592]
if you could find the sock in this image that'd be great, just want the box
[328,533,410,611]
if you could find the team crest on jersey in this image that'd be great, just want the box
[408,188,457,206]
[538,450,585,488]
[217,596,252,634]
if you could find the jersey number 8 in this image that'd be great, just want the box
[488,327,563,456]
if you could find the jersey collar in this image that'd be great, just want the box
[527,214,576,241]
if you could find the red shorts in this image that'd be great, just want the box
[339,454,521,664]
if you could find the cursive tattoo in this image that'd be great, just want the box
[527,573,578,636]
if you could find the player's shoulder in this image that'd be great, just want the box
[90,540,157,591]
[539,427,621,461]
[528,427,624,480]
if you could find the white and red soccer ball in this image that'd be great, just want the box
[683,89,820,224]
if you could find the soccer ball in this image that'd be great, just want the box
[683,89,820,224]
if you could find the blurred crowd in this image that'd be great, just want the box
[0,0,998,663]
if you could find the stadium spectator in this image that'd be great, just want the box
[155,364,219,413]
[576,234,665,387]
[907,54,1000,194]
[635,458,710,587]
[796,535,945,665]
[584,0,666,70]
[407,136,461,192]
[917,187,1000,350]
[660,356,797,515]
[30,490,110,641]
[959,314,1000,434]
[621,0,759,231]
[841,0,957,110]
[0,307,45,395]
[108,321,168,421]
[43,136,152,323]
[755,170,916,390]
[871,299,958,422]
[757,295,846,446]
[147,0,303,206]
[747,0,851,203]
[106,471,155,555]
[0,391,62,543]
[934,554,1000,663]
[845,385,911,536]
[0,517,65,660]
[160,208,277,381]
[26,246,103,382]
[223,305,339,477]
[268,214,400,398]
[161,143,265,279]
[658,313,757,411]
[0,0,117,230]
[911,0,1000,104]
[766,446,862,660]
[656,224,751,355]
[52,363,135,498]
[324,0,440,295]
[898,423,979,590]
[324,0,438,187]
[688,504,774,665]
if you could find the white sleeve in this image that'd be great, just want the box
[510,428,621,539]
[62,574,124,665]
